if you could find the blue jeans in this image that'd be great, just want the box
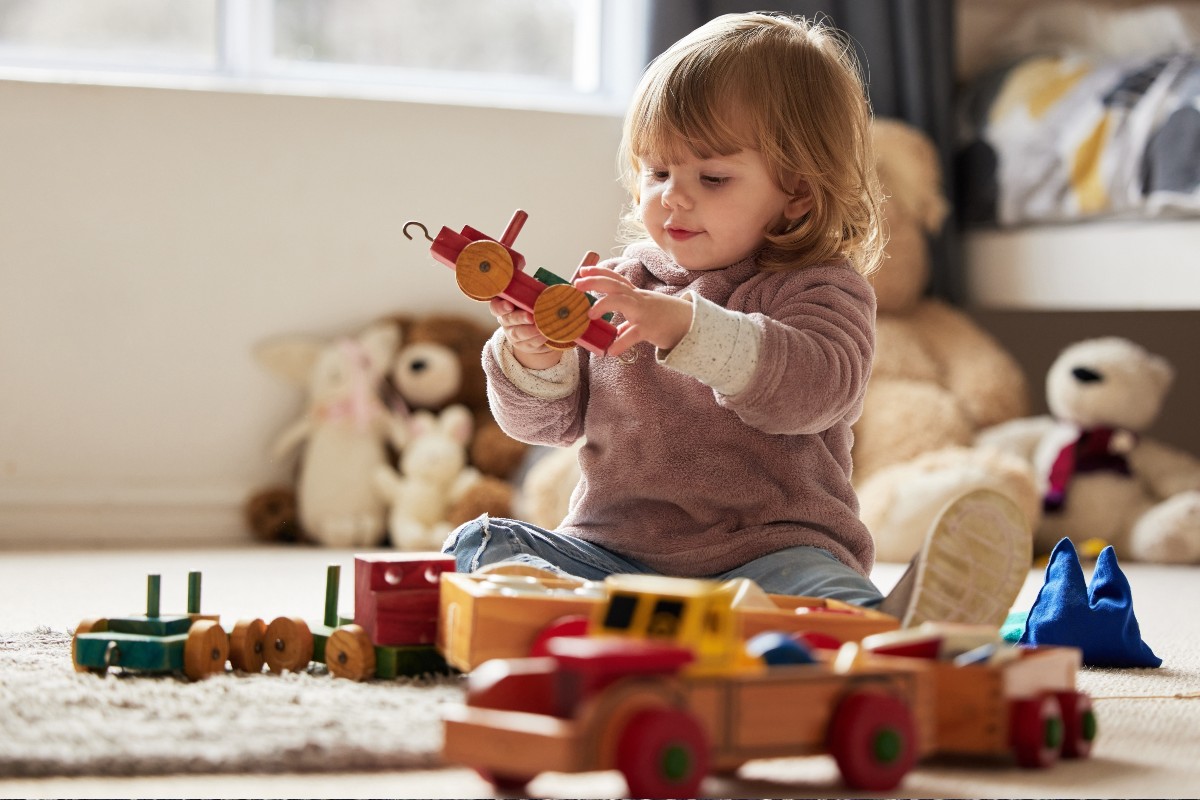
[441,516,884,608]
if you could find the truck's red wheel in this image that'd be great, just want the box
[1010,694,1063,768]
[475,767,534,793]
[828,691,917,791]
[616,707,709,799]
[1056,691,1096,759]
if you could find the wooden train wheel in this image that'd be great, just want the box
[229,617,267,673]
[264,616,314,673]
[72,617,109,674]
[184,619,229,680]
[456,240,514,300]
[534,284,591,345]
[326,624,377,682]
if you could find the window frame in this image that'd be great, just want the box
[0,0,647,115]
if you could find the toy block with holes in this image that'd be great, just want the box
[436,571,899,673]
[72,571,262,680]
[404,209,618,354]
[261,556,456,681]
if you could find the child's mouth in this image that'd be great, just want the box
[666,227,699,241]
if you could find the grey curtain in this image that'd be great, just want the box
[644,1,963,302]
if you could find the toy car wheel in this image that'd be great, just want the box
[229,618,267,673]
[456,240,514,300]
[326,624,377,682]
[1010,694,1063,768]
[72,617,109,674]
[828,690,917,791]
[184,619,229,680]
[475,768,535,793]
[616,707,709,799]
[528,614,589,657]
[264,616,314,673]
[533,284,591,345]
[1056,691,1097,759]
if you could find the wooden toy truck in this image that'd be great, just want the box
[442,574,1095,797]
[260,553,456,680]
[443,574,934,795]
[436,570,899,672]
[403,209,619,354]
[72,572,264,679]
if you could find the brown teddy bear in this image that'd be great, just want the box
[852,118,1031,484]
[385,313,524,525]
[246,313,520,543]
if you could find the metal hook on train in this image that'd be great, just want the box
[402,220,433,242]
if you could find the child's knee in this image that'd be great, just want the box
[441,514,492,572]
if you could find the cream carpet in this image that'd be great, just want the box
[0,546,1197,798]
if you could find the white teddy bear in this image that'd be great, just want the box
[258,321,407,548]
[375,404,482,551]
[977,337,1200,563]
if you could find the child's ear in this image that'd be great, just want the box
[785,180,814,220]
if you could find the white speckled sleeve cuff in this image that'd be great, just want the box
[658,291,760,396]
[491,328,581,400]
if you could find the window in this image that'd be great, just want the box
[0,0,645,113]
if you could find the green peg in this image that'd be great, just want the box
[187,571,201,614]
[324,564,341,628]
[146,574,161,618]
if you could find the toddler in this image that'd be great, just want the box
[443,12,1030,627]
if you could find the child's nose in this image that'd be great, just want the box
[662,179,693,209]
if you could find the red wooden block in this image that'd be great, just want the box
[355,553,454,593]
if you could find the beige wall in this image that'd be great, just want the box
[0,79,626,545]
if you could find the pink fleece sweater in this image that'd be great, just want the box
[483,243,877,577]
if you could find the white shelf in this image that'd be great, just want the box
[963,219,1200,311]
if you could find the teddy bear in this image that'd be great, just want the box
[384,313,522,523]
[374,404,484,550]
[249,320,407,547]
[851,118,1031,484]
[977,337,1200,563]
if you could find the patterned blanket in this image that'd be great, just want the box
[957,52,1200,226]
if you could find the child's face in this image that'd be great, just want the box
[636,148,809,270]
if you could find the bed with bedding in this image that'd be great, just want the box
[954,0,1200,310]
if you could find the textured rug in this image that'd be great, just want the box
[0,628,465,778]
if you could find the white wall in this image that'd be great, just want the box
[0,79,627,546]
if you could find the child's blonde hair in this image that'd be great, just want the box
[619,12,884,276]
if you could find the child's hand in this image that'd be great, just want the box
[574,266,693,358]
[490,298,564,370]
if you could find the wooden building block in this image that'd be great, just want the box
[437,572,602,672]
[74,632,187,672]
[106,614,193,637]
[374,643,450,679]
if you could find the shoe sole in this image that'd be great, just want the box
[903,489,1032,628]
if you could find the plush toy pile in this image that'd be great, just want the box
[246,313,523,547]
[853,119,1040,564]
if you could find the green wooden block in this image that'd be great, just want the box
[311,623,338,665]
[374,644,450,679]
[106,614,193,636]
[74,632,187,672]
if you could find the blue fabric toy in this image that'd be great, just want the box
[1017,537,1161,668]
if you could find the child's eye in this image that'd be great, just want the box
[644,168,669,181]
[701,175,729,186]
